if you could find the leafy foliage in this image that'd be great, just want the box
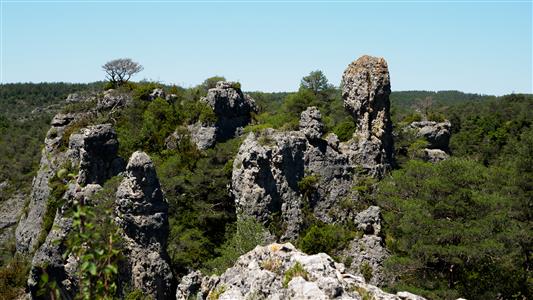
[298,223,355,257]
[64,176,123,300]
[376,158,531,299]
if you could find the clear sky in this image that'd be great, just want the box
[1,0,531,95]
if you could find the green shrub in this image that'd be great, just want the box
[282,262,309,288]
[333,120,356,142]
[204,217,268,275]
[298,223,355,256]
[360,262,373,282]
[0,254,31,300]
[297,175,319,199]
[133,82,162,101]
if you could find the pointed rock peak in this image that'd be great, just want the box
[127,150,154,171]
[125,151,158,183]
[341,55,394,177]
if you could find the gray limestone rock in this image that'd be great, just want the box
[15,113,81,253]
[187,123,217,151]
[97,89,132,111]
[188,81,257,150]
[115,151,173,299]
[149,88,166,101]
[420,148,449,163]
[341,55,394,178]
[299,106,324,140]
[341,206,389,286]
[67,124,124,185]
[408,120,451,151]
[181,243,425,300]
[27,183,103,298]
[232,122,353,240]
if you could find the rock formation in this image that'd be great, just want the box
[232,107,353,240]
[16,113,81,253]
[341,206,389,286]
[188,81,257,150]
[176,243,425,300]
[407,120,451,162]
[0,191,25,249]
[408,120,451,150]
[115,151,174,299]
[26,124,124,296]
[341,55,394,177]
[67,124,124,185]
[97,89,132,111]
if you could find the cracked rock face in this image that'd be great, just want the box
[408,120,451,151]
[97,89,132,111]
[68,124,124,185]
[300,106,325,140]
[176,243,425,300]
[232,113,353,240]
[341,206,389,286]
[188,81,257,150]
[15,113,81,253]
[115,151,173,299]
[341,55,394,177]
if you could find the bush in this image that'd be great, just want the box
[333,119,356,142]
[0,254,31,300]
[282,262,309,288]
[298,223,355,257]
[204,217,268,275]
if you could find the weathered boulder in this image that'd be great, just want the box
[188,81,257,150]
[97,89,132,111]
[408,120,451,151]
[187,123,217,151]
[67,124,124,185]
[115,151,174,299]
[341,206,389,286]
[299,106,324,140]
[232,109,353,240]
[147,88,165,101]
[420,148,449,163]
[341,55,394,178]
[176,243,425,300]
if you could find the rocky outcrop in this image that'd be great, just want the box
[232,108,353,240]
[300,106,324,140]
[408,120,451,151]
[115,151,174,299]
[97,89,132,111]
[176,243,425,300]
[26,124,124,297]
[27,184,102,297]
[407,120,451,162]
[0,192,25,249]
[188,81,257,150]
[341,55,394,177]
[16,113,80,253]
[67,124,124,185]
[341,206,389,286]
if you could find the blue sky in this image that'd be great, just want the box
[1,0,531,95]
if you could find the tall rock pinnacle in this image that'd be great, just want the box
[115,151,174,299]
[341,55,394,177]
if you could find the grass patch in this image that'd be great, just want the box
[282,262,309,288]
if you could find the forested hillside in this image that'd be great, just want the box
[0,76,531,299]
